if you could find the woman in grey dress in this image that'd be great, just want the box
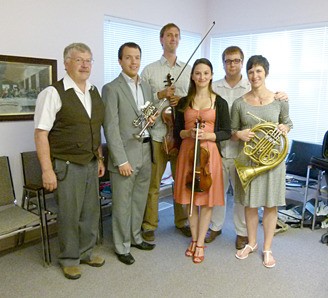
[231,55,293,268]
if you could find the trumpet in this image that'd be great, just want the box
[133,101,156,127]
[133,99,167,140]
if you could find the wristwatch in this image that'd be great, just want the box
[98,156,105,162]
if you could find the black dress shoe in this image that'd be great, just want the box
[131,241,156,250]
[115,252,135,265]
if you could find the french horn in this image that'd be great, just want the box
[234,112,288,190]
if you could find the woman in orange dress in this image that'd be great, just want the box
[174,58,231,263]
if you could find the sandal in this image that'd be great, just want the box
[263,250,276,268]
[193,245,206,264]
[235,243,258,260]
[185,241,197,257]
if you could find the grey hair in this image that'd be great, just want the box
[63,43,92,60]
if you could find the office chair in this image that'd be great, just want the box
[278,140,322,225]
[302,131,328,230]
[285,140,322,186]
[0,156,50,266]
[21,151,57,263]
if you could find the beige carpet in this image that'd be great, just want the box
[1,195,327,298]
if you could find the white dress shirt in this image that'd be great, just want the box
[34,74,93,131]
[212,77,250,159]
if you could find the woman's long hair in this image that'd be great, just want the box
[179,58,215,112]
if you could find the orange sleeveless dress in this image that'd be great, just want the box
[174,107,224,207]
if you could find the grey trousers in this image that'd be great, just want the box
[111,142,151,254]
[54,159,100,267]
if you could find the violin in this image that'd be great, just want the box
[186,117,212,193]
[161,73,178,157]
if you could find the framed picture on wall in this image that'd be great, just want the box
[0,55,57,121]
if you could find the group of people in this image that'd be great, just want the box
[34,22,292,280]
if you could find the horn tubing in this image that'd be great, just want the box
[236,119,289,190]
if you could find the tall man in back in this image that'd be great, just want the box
[141,23,191,241]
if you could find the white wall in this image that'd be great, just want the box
[1,0,327,200]
[0,0,207,200]
[208,0,328,35]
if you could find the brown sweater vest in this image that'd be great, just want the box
[49,80,104,165]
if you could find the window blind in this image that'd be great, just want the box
[104,16,202,84]
[210,26,328,145]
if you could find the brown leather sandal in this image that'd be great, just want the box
[193,245,206,263]
[185,241,197,257]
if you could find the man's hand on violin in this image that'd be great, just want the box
[157,85,176,100]
[168,95,180,107]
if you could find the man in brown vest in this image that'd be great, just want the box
[34,43,105,280]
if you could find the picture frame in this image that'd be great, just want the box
[0,55,57,121]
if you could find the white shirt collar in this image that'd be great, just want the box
[121,72,141,85]
[63,73,93,93]
[160,55,184,67]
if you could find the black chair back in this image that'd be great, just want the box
[286,140,322,179]
[322,130,328,159]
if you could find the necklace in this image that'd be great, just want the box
[252,96,265,105]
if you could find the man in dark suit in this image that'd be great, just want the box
[102,42,156,265]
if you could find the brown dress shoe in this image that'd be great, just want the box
[62,266,81,280]
[142,230,155,242]
[80,256,105,267]
[176,226,192,237]
[205,228,222,243]
[235,235,249,250]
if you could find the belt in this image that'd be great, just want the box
[142,137,151,143]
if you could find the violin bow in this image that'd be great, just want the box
[175,21,216,84]
[189,119,200,217]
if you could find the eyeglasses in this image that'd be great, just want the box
[224,59,242,65]
[67,57,94,65]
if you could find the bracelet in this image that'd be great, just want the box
[98,156,105,162]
